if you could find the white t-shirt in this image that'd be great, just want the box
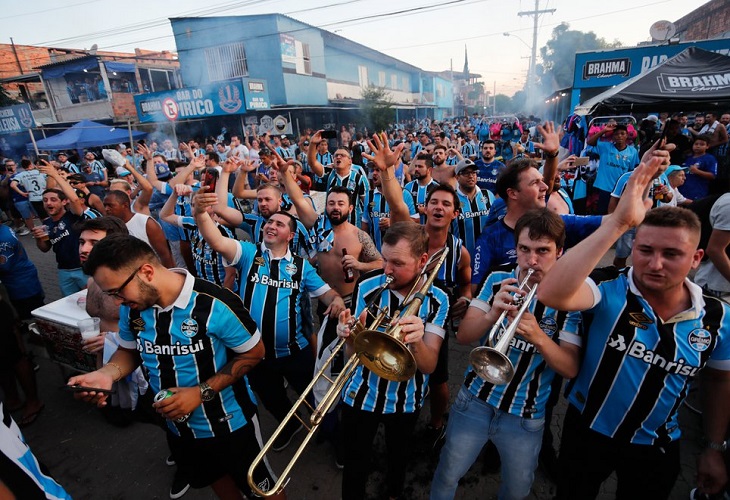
[695,193,730,293]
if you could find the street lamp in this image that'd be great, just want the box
[503,32,533,104]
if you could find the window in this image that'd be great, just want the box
[302,43,311,75]
[378,71,386,87]
[294,41,312,76]
[391,74,398,89]
[205,42,248,82]
[139,68,178,93]
[402,76,410,91]
[358,66,368,88]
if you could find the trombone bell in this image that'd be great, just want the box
[354,329,416,382]
[469,346,514,385]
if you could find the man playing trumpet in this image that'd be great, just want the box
[431,208,582,500]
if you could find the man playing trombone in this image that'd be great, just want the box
[431,208,582,500]
[336,221,450,500]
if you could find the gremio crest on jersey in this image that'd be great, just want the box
[688,329,711,352]
[181,318,199,338]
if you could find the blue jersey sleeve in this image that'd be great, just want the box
[117,305,136,349]
[207,293,261,353]
[562,215,603,249]
[403,190,417,217]
[610,172,631,197]
[302,259,329,297]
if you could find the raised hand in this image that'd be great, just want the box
[364,132,405,172]
[533,121,559,155]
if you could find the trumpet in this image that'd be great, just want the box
[469,269,538,385]
[247,247,449,497]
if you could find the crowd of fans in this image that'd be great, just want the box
[0,111,729,500]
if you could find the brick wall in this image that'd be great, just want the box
[675,0,730,41]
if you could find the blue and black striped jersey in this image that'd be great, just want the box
[341,269,450,414]
[117,271,261,438]
[464,266,581,418]
[177,215,236,286]
[326,168,370,225]
[461,141,478,159]
[404,179,439,224]
[434,234,463,292]
[361,188,417,251]
[228,241,329,358]
[453,186,494,257]
[568,267,730,445]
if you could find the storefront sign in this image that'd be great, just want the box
[0,104,35,135]
[134,80,246,123]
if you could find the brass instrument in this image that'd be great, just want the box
[247,247,449,497]
[469,269,538,385]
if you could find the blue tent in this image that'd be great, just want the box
[27,119,146,151]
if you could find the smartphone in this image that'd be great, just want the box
[37,153,49,162]
[62,384,116,395]
[321,130,337,139]
[203,167,219,192]
[573,157,590,166]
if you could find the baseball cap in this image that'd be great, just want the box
[280,135,288,139]
[67,174,85,183]
[116,166,132,177]
[57,152,68,158]
[455,159,477,176]
[665,165,687,177]
[645,115,659,123]
[155,162,172,180]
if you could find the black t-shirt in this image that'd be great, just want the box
[44,211,83,270]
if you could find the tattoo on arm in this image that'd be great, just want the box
[208,350,263,390]
[358,230,382,263]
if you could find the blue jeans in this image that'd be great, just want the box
[431,387,544,500]
[58,268,88,296]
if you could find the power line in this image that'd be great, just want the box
[3,0,103,20]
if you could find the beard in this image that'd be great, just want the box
[327,209,349,226]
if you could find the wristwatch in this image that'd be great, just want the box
[705,439,727,452]
[199,382,216,402]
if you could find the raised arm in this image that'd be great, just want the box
[229,158,257,199]
[124,160,153,215]
[586,122,614,146]
[306,130,326,177]
[275,153,318,228]
[39,162,85,216]
[533,121,560,195]
[140,145,168,192]
[192,188,240,263]
[169,155,203,187]
[537,157,661,311]
[364,133,411,223]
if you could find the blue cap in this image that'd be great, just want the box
[155,162,172,180]
[665,164,687,177]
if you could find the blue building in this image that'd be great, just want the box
[168,14,453,133]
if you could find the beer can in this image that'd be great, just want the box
[154,389,190,423]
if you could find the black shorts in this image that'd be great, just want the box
[429,331,449,386]
[166,417,278,494]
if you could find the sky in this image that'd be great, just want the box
[1,0,704,96]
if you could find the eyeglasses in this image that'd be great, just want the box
[69,182,81,186]
[459,170,477,177]
[333,153,349,158]
[103,265,142,299]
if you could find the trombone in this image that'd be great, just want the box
[469,268,538,385]
[247,247,449,497]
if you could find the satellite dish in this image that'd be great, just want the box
[88,43,98,55]
[650,21,676,41]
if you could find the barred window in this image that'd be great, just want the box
[205,42,248,82]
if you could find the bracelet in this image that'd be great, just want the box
[381,171,394,181]
[544,150,559,159]
[457,297,471,304]
[106,362,123,382]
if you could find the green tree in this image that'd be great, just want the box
[360,85,395,132]
[539,23,621,92]
[494,94,512,114]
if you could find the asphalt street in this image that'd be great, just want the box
[10,226,704,500]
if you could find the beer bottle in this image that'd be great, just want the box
[342,248,355,283]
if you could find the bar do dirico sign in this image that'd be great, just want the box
[135,80,260,123]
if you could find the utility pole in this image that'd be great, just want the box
[518,0,555,107]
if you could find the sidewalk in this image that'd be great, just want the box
[15,229,703,499]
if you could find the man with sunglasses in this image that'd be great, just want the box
[69,234,285,499]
